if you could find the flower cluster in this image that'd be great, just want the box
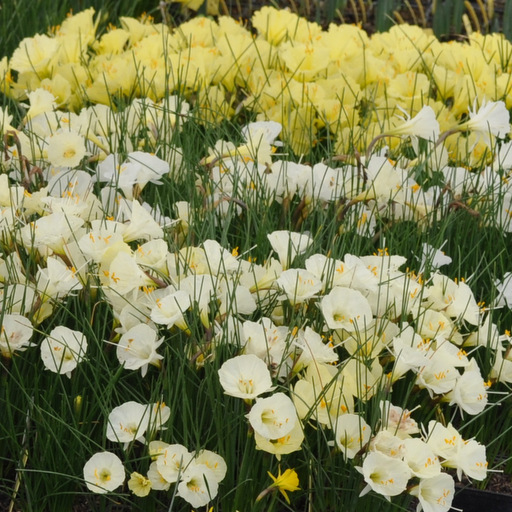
[2,7,512,160]
[1,6,511,512]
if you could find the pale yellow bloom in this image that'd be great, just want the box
[128,471,152,497]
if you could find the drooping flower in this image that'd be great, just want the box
[193,449,227,483]
[388,105,440,142]
[379,400,420,438]
[275,268,323,305]
[443,358,488,415]
[402,438,441,479]
[257,467,300,505]
[83,451,125,494]
[254,420,305,458]
[459,99,510,145]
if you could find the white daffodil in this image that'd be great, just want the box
[20,211,85,255]
[358,451,411,499]
[369,430,405,459]
[193,449,227,484]
[402,438,441,479]
[459,99,510,145]
[254,419,304,459]
[320,286,373,331]
[426,421,463,461]
[155,443,193,484]
[0,313,33,357]
[40,325,87,377]
[292,366,353,424]
[418,242,452,274]
[45,130,87,168]
[242,317,289,364]
[218,354,274,400]
[83,451,125,494]
[293,326,338,368]
[147,461,171,491]
[428,421,488,481]
[106,401,150,446]
[267,230,313,269]
[177,462,219,508]
[247,392,297,439]
[332,413,371,460]
[379,400,420,438]
[443,358,488,415]
[275,268,323,305]
[116,323,164,377]
[36,256,83,300]
[410,473,455,512]
[417,357,459,396]
[150,289,191,330]
[426,274,480,326]
[388,105,440,142]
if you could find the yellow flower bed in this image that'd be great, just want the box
[1,6,512,159]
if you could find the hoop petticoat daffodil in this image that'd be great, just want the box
[256,467,300,504]
[458,99,510,145]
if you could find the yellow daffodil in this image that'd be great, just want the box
[256,467,300,505]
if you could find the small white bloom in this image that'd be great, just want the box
[418,242,452,274]
[254,419,304,458]
[411,472,455,512]
[462,99,510,145]
[389,105,440,142]
[275,268,323,305]
[155,443,193,484]
[46,131,87,168]
[36,256,83,299]
[332,413,371,459]
[116,323,164,377]
[106,401,150,445]
[193,449,227,483]
[402,438,441,479]
[147,461,171,491]
[379,400,420,438]
[320,286,373,332]
[83,451,125,494]
[267,230,313,269]
[150,289,191,330]
[358,451,411,498]
[293,326,338,367]
[248,392,297,439]
[0,313,33,357]
[177,462,219,508]
[444,358,488,415]
[40,326,87,377]
[218,354,274,399]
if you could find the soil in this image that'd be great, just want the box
[474,471,512,495]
